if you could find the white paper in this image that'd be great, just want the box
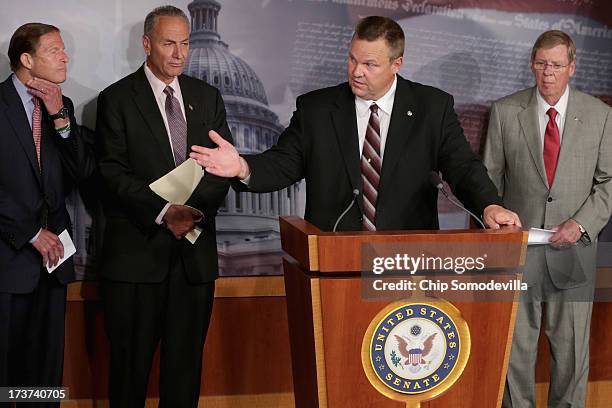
[149,159,204,204]
[149,159,205,244]
[46,229,76,273]
[528,227,555,245]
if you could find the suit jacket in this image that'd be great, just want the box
[0,75,94,293]
[95,66,231,284]
[483,87,612,289]
[241,75,502,231]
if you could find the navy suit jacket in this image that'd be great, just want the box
[0,75,94,293]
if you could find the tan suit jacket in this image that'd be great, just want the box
[483,87,612,289]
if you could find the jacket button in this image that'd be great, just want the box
[547,197,553,202]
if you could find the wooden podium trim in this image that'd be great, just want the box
[310,278,328,408]
[308,234,320,272]
[519,231,529,266]
[280,216,322,271]
[497,301,519,406]
[496,275,522,407]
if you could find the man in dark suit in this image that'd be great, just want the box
[191,16,520,231]
[0,23,93,404]
[95,6,231,407]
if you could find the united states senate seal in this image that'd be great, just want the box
[362,300,470,405]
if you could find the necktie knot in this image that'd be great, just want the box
[164,86,175,98]
[547,107,557,121]
[370,103,379,115]
[32,97,40,108]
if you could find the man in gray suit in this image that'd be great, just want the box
[483,30,612,407]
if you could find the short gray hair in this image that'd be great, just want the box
[144,5,189,38]
[531,30,576,63]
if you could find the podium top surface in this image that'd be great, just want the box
[279,216,528,273]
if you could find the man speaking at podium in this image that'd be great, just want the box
[190,16,520,232]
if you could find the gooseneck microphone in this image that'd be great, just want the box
[332,189,360,232]
[429,171,486,229]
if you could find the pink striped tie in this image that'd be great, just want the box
[361,104,381,231]
[32,97,42,167]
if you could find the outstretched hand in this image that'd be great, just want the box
[190,130,249,178]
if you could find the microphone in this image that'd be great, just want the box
[333,189,360,232]
[429,171,486,229]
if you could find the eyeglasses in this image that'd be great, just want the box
[532,60,570,72]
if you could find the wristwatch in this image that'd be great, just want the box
[575,221,591,244]
[49,106,69,120]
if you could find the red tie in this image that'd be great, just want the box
[543,107,560,187]
[32,97,42,166]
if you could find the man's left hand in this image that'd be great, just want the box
[549,218,582,248]
[483,204,522,229]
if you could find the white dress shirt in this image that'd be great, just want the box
[143,64,187,224]
[355,75,397,160]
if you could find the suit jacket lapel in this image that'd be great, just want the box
[554,88,581,184]
[518,88,548,188]
[178,75,203,150]
[132,67,175,169]
[331,85,362,212]
[379,77,416,195]
[1,79,42,186]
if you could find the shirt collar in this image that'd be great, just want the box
[11,73,34,108]
[144,63,180,99]
[536,85,570,120]
[355,75,397,116]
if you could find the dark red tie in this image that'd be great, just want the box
[543,107,560,187]
[361,104,381,231]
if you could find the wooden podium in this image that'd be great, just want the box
[279,216,528,408]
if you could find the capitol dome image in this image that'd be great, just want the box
[185,0,303,275]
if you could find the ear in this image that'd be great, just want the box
[568,60,576,78]
[142,35,151,57]
[391,56,403,74]
[20,52,33,70]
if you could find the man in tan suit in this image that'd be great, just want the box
[483,30,612,407]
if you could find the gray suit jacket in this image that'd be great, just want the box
[483,87,612,289]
